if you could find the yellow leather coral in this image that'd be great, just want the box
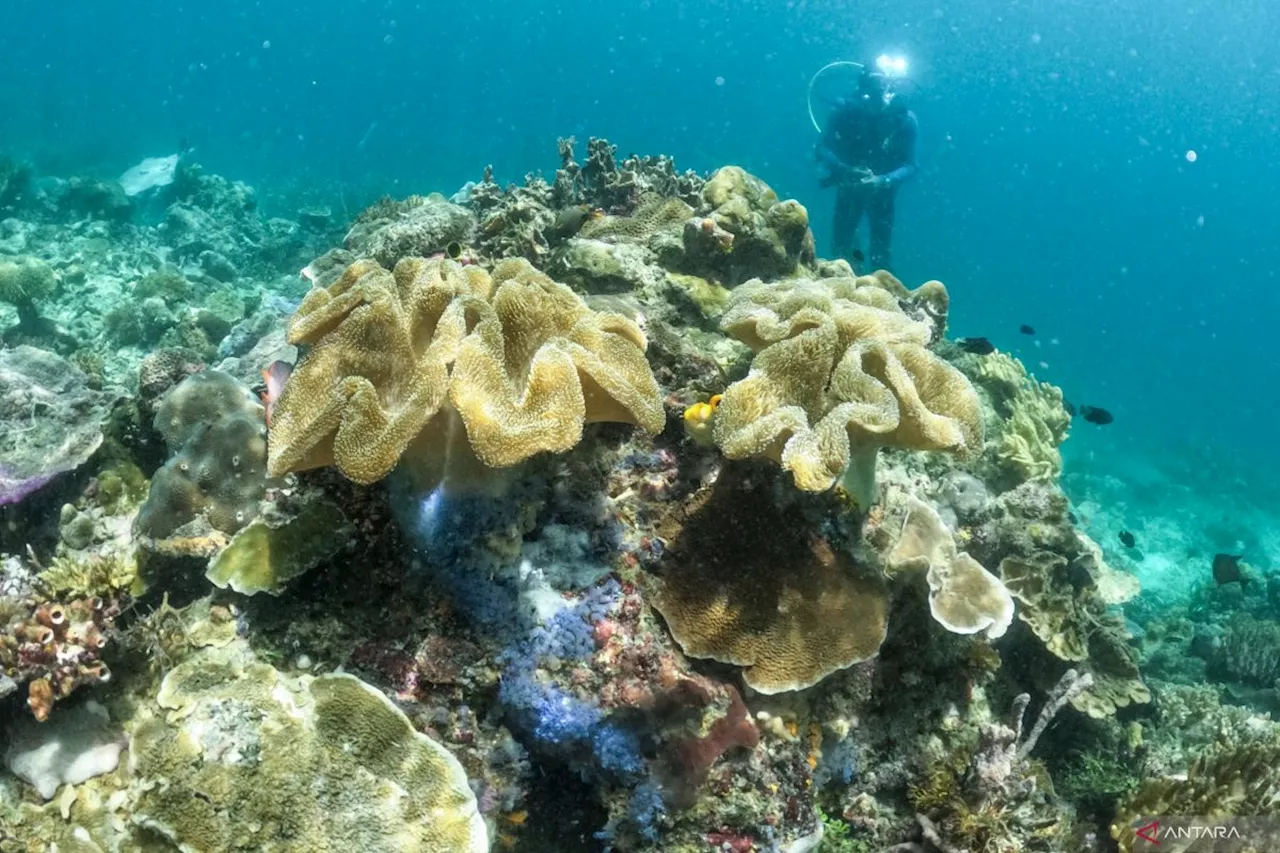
[712,275,982,505]
[652,467,888,694]
[268,256,664,485]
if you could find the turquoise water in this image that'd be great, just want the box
[6,0,1275,598]
[4,3,1280,849]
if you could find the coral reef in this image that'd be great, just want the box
[0,140,1190,853]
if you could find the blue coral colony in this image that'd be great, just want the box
[0,133,1277,853]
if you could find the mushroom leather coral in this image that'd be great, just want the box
[712,276,982,501]
[268,256,663,485]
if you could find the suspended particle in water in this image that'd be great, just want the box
[715,76,725,86]
[1196,214,1205,227]
[384,34,394,45]
[1185,149,1197,162]
[262,40,271,49]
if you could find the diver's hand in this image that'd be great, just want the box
[860,173,889,190]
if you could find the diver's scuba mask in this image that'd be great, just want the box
[807,53,912,133]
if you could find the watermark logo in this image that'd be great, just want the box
[1129,817,1277,852]
[1135,820,1160,845]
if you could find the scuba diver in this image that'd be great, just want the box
[814,56,918,272]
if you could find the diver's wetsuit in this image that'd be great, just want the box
[816,98,918,271]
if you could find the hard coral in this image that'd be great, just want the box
[132,637,489,852]
[135,370,272,542]
[652,465,888,693]
[345,193,477,268]
[0,255,56,329]
[268,256,663,487]
[712,275,981,506]
[689,166,816,281]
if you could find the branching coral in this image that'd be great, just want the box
[888,496,1016,639]
[651,466,888,693]
[1112,736,1280,852]
[268,256,664,487]
[711,275,981,506]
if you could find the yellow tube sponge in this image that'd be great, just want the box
[712,277,981,503]
[268,256,663,485]
[889,496,1015,639]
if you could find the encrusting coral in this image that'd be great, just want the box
[888,495,1016,639]
[128,638,489,853]
[652,466,888,694]
[711,274,982,506]
[268,255,664,487]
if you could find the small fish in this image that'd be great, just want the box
[850,249,866,263]
[1079,405,1114,425]
[683,394,723,447]
[547,204,596,242]
[1063,399,1077,417]
[260,360,293,427]
[1067,510,1078,524]
[1119,531,1136,548]
[956,337,996,355]
[1019,324,1036,335]
[1212,553,1250,587]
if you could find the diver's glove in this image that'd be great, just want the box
[860,173,890,190]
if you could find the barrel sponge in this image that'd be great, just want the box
[0,256,56,307]
[712,277,982,502]
[651,468,888,694]
[449,258,664,467]
[888,496,1015,639]
[268,256,663,485]
[134,640,488,853]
